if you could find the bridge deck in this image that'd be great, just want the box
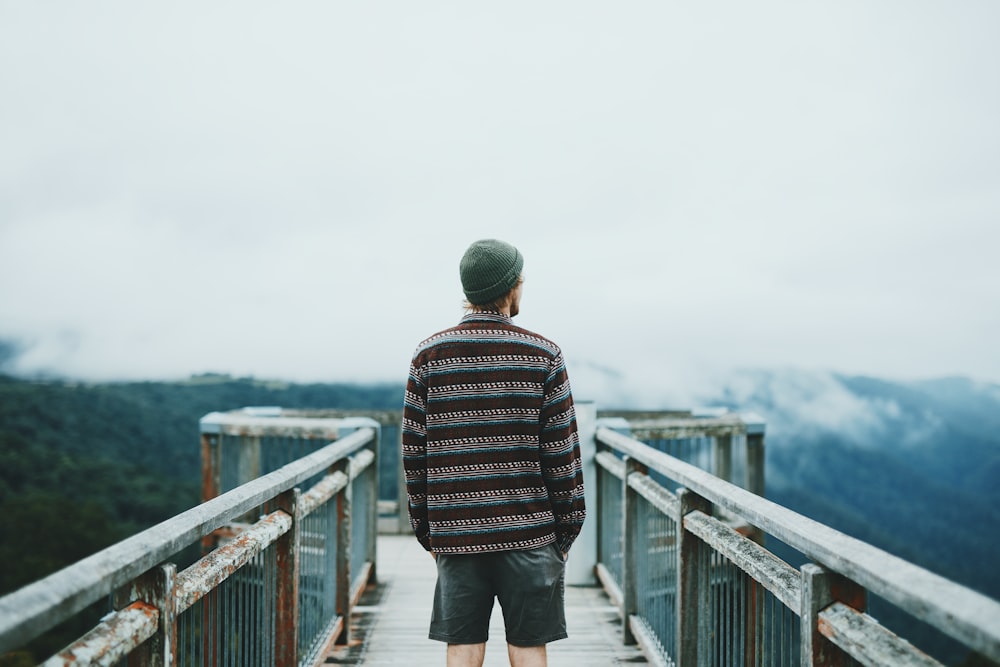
[327,534,649,666]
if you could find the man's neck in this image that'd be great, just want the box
[469,308,510,318]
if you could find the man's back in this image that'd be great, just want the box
[403,310,585,555]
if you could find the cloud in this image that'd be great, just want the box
[1,2,999,386]
[714,369,898,440]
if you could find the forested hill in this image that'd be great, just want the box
[0,373,404,598]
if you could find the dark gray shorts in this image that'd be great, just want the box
[429,543,567,647]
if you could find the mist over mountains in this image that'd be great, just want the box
[1,361,997,663]
[722,371,998,573]
[690,369,996,496]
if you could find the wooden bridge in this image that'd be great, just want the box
[1,407,999,666]
[326,534,647,666]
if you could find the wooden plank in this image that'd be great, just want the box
[625,414,748,440]
[819,602,944,667]
[199,411,347,438]
[596,426,1000,662]
[332,535,648,666]
[677,488,711,667]
[595,563,623,612]
[41,603,158,666]
[627,472,679,519]
[622,456,643,645]
[628,615,670,667]
[349,448,376,480]
[298,470,349,518]
[285,446,372,522]
[595,450,625,479]
[335,457,352,646]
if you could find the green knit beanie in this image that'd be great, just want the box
[460,239,524,305]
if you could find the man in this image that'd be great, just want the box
[402,239,586,667]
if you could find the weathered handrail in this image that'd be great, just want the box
[0,423,377,661]
[6,405,996,665]
[595,424,1000,665]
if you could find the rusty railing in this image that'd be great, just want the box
[593,415,1000,666]
[0,412,379,666]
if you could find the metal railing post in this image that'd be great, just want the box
[275,488,301,667]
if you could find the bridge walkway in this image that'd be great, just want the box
[327,534,648,666]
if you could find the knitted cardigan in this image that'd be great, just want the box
[402,311,586,555]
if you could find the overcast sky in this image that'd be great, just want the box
[1,2,998,405]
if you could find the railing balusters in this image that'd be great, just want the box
[0,414,379,665]
[592,415,1000,667]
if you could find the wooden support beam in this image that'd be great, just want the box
[335,457,353,646]
[713,434,733,484]
[677,487,712,667]
[819,602,944,667]
[275,488,301,667]
[802,563,867,666]
[127,564,177,667]
[621,456,643,645]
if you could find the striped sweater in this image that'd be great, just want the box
[402,311,586,555]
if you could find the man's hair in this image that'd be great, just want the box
[463,275,523,313]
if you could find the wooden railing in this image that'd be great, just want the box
[593,419,1000,666]
[4,407,998,666]
[0,415,379,666]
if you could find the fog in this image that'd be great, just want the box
[2,2,999,405]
